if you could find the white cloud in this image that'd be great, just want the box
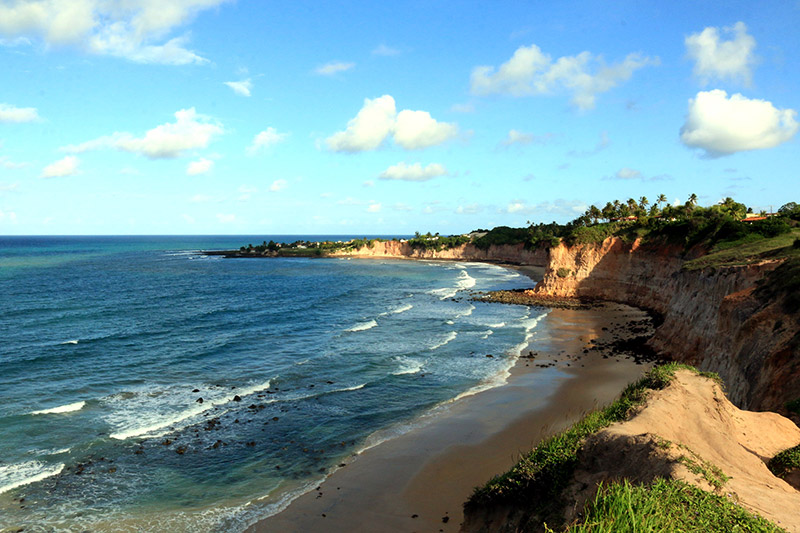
[372,44,400,56]
[216,213,236,224]
[615,167,642,180]
[0,208,18,223]
[337,197,361,206]
[247,127,287,155]
[456,204,481,214]
[363,180,374,187]
[0,156,28,169]
[41,155,79,178]
[189,193,213,203]
[471,44,658,109]
[325,95,457,152]
[367,202,381,213]
[394,110,458,149]
[391,202,413,211]
[680,90,798,157]
[325,95,397,152]
[65,108,223,159]
[450,102,475,113]
[0,103,39,123]
[182,213,195,224]
[379,162,449,182]
[0,0,228,64]
[315,61,355,75]
[0,182,19,192]
[269,179,287,192]
[686,22,756,86]
[186,157,213,175]
[505,199,587,216]
[224,79,252,97]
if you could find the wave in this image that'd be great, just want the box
[379,303,413,317]
[30,401,86,415]
[429,331,457,351]
[480,330,493,339]
[487,321,506,328]
[346,319,377,332]
[59,340,79,345]
[392,357,423,375]
[0,460,65,495]
[454,304,475,318]
[429,287,458,300]
[456,270,476,290]
[509,311,550,357]
[108,379,272,440]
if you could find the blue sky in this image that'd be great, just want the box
[1,1,798,235]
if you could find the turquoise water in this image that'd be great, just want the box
[0,236,544,531]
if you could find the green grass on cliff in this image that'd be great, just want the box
[466,365,713,519]
[683,228,800,271]
[768,444,800,479]
[554,478,784,533]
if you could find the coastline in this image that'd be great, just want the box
[248,297,656,532]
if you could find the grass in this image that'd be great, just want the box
[554,478,784,532]
[467,363,714,519]
[768,444,800,479]
[683,229,800,271]
[676,444,730,490]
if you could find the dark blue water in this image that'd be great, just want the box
[0,236,543,531]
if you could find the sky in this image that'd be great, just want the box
[0,0,798,235]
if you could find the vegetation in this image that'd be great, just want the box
[768,444,800,479]
[407,232,470,251]
[467,364,717,526]
[556,267,571,278]
[555,478,783,533]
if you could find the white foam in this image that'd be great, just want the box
[392,357,423,375]
[455,304,475,318]
[430,287,458,300]
[480,330,494,339]
[30,401,86,415]
[338,383,366,392]
[60,340,79,345]
[346,319,377,332]
[0,460,65,495]
[456,270,476,290]
[429,331,457,351]
[379,303,413,316]
[487,322,506,328]
[108,380,271,440]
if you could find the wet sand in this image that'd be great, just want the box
[249,302,655,533]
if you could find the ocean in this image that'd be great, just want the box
[0,236,546,531]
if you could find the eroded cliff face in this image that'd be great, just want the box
[336,241,549,265]
[534,238,799,411]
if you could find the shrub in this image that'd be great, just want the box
[556,267,571,278]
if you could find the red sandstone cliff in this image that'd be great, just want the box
[333,241,549,265]
[533,238,799,412]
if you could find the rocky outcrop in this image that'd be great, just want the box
[532,237,799,412]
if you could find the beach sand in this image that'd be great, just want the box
[249,300,656,533]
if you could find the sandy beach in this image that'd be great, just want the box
[249,298,656,532]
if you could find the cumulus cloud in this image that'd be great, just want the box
[65,108,223,159]
[216,213,236,223]
[686,22,756,85]
[367,202,381,213]
[247,127,287,155]
[0,0,228,64]
[456,203,481,214]
[186,157,213,175]
[680,90,798,157]
[224,79,252,97]
[0,103,39,123]
[471,44,658,109]
[379,162,449,182]
[394,110,458,149]
[325,95,457,152]
[269,179,287,192]
[41,155,80,178]
[315,61,355,75]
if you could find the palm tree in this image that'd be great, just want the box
[639,196,649,211]
[688,193,698,206]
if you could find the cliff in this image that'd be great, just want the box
[332,241,549,265]
[531,237,799,412]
